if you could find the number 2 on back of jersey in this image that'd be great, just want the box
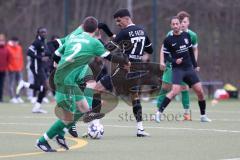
[66,43,82,62]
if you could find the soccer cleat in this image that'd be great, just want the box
[35,140,56,152]
[16,80,26,95]
[32,108,48,114]
[9,98,18,104]
[55,135,69,150]
[16,97,24,103]
[68,124,78,138]
[183,113,191,121]
[82,111,105,123]
[137,129,150,137]
[200,115,212,122]
[32,103,47,114]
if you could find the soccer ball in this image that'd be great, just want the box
[87,124,104,139]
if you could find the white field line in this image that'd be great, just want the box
[0,122,240,134]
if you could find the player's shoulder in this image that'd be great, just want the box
[85,35,104,47]
[187,29,197,37]
[32,38,42,47]
[166,30,173,37]
[181,31,191,38]
[164,34,173,43]
[124,24,146,32]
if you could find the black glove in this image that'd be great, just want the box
[98,22,114,37]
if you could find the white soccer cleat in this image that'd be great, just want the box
[16,97,24,103]
[32,108,48,114]
[9,98,19,103]
[200,115,212,122]
[32,103,47,114]
[16,80,26,95]
[137,129,150,137]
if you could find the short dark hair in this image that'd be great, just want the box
[170,16,180,24]
[113,8,131,18]
[177,11,190,21]
[82,16,98,33]
[37,27,47,34]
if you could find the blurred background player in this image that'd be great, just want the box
[16,27,50,113]
[156,11,199,122]
[6,37,24,103]
[156,16,211,122]
[0,33,9,103]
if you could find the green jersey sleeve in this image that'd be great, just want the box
[56,38,65,47]
[55,44,65,56]
[188,30,198,48]
[94,40,109,57]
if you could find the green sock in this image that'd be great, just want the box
[58,131,65,138]
[84,87,93,109]
[58,122,75,137]
[181,90,190,110]
[58,111,83,137]
[39,120,67,143]
[157,89,169,108]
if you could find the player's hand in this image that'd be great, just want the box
[142,54,150,62]
[195,66,200,72]
[160,62,166,71]
[123,62,131,71]
[53,62,58,68]
[176,58,183,64]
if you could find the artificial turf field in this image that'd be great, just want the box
[0,99,240,160]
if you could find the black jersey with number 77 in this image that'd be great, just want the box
[113,24,153,62]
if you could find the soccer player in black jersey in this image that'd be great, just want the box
[157,16,211,122]
[112,9,153,136]
[16,27,50,113]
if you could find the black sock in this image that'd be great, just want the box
[37,86,46,103]
[29,84,40,90]
[92,93,101,113]
[132,99,142,122]
[198,100,206,115]
[158,97,171,113]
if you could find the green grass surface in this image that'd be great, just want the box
[0,99,240,160]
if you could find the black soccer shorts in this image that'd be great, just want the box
[172,67,200,87]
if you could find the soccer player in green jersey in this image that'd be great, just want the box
[36,17,110,152]
[48,21,123,138]
[156,11,199,122]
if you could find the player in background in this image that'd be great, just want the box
[16,27,50,113]
[156,11,199,122]
[156,16,211,122]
